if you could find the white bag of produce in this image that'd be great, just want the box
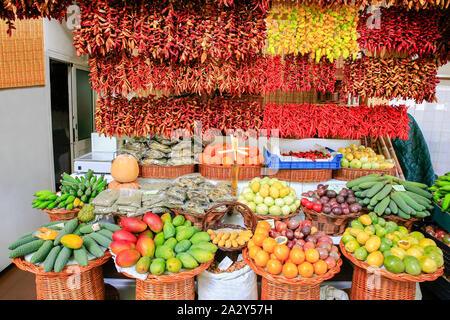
[197,265,257,300]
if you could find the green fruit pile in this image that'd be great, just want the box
[32,170,107,211]
[8,219,119,272]
[342,214,444,275]
[347,174,433,219]
[429,172,450,212]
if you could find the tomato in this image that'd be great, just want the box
[305,201,314,210]
[435,230,446,241]
[312,203,322,213]
[301,198,310,207]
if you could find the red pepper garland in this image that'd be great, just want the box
[358,7,442,57]
[261,103,410,140]
[95,95,264,138]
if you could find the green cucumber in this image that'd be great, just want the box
[8,235,38,250]
[346,174,381,188]
[30,240,54,264]
[397,209,410,219]
[98,229,114,240]
[397,192,425,212]
[9,239,45,258]
[54,247,73,272]
[89,232,112,248]
[43,246,62,272]
[366,182,385,198]
[73,246,89,267]
[385,207,391,215]
[388,199,398,215]
[351,186,362,192]
[82,235,105,258]
[373,184,393,201]
[391,192,414,215]
[99,221,121,232]
[359,181,379,189]
[374,197,390,216]
[400,181,432,199]
[369,196,380,207]
[80,225,95,234]
[54,218,79,245]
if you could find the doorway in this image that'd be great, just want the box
[49,60,95,190]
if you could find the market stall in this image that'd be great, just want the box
[1,0,450,301]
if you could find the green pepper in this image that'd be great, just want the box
[443,193,450,212]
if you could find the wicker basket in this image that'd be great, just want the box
[302,205,363,236]
[42,208,80,222]
[253,208,300,222]
[199,163,263,181]
[12,251,111,300]
[333,167,396,181]
[340,241,444,300]
[139,164,195,179]
[264,168,332,183]
[202,202,257,252]
[243,248,342,300]
[122,260,213,300]
[384,215,421,233]
[172,201,242,230]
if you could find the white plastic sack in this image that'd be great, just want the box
[320,285,349,300]
[197,265,257,300]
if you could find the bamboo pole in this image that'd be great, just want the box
[386,135,405,180]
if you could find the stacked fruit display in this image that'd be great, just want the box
[338,144,395,170]
[247,220,340,279]
[347,174,433,219]
[8,218,118,272]
[111,213,216,275]
[198,143,264,166]
[238,177,300,216]
[301,184,362,216]
[32,169,108,211]
[429,172,450,212]
[209,229,253,249]
[342,214,444,275]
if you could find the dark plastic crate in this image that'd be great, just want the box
[415,224,450,277]
[420,275,450,300]
[264,147,342,170]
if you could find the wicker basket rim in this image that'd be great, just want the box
[242,248,342,285]
[335,167,396,173]
[199,163,262,168]
[139,163,195,168]
[301,205,363,220]
[42,208,81,214]
[122,259,213,283]
[384,215,421,223]
[339,241,444,282]
[12,250,111,276]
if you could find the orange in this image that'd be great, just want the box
[274,244,290,262]
[270,253,277,260]
[262,237,278,253]
[282,262,298,279]
[252,234,266,247]
[266,259,282,275]
[314,260,328,275]
[305,248,320,263]
[254,250,269,267]
[257,220,272,232]
[289,248,305,265]
[248,246,262,259]
[298,262,314,278]
[254,228,269,238]
[247,239,257,249]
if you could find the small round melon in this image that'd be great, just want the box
[110,154,139,183]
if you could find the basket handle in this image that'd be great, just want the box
[202,201,257,232]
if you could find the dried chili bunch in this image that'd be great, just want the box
[266,3,359,62]
[261,103,410,140]
[435,9,450,65]
[1,0,71,35]
[341,56,440,103]
[358,7,442,57]
[95,95,263,138]
[384,0,450,10]
[73,0,267,63]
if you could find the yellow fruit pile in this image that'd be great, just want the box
[266,4,360,62]
[209,229,253,248]
[338,144,395,170]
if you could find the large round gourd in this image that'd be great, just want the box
[110,154,139,183]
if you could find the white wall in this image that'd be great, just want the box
[0,19,88,271]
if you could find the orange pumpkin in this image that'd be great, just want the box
[110,154,139,183]
[108,179,140,190]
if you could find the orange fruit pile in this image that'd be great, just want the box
[198,143,264,166]
[248,220,336,279]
